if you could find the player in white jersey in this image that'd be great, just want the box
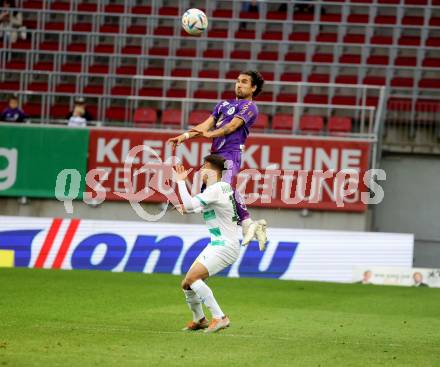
[175,154,240,333]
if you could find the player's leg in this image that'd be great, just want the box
[181,261,209,331]
[182,261,230,333]
[221,152,268,250]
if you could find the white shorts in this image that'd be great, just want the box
[195,243,240,276]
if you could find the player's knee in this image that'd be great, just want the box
[181,279,190,290]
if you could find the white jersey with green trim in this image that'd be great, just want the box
[194,181,240,247]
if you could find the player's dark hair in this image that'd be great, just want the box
[9,94,18,101]
[204,154,226,173]
[240,70,264,97]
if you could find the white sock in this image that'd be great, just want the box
[190,279,224,319]
[183,289,205,322]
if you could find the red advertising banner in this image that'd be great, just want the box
[87,128,371,212]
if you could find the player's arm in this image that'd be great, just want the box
[174,165,218,212]
[167,116,216,148]
[195,116,245,139]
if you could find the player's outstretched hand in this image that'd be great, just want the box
[167,135,185,148]
[173,164,192,182]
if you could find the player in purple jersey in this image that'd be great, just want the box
[167,71,268,250]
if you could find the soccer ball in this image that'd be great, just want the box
[182,8,208,36]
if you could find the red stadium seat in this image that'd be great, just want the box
[131,5,151,14]
[89,64,109,74]
[272,114,293,131]
[257,92,274,102]
[203,49,223,58]
[198,70,219,79]
[158,6,178,16]
[33,62,54,71]
[262,31,283,40]
[149,47,169,56]
[289,32,311,42]
[284,52,306,62]
[105,4,124,13]
[194,90,218,99]
[308,73,330,83]
[111,86,132,96]
[106,107,128,121]
[188,110,211,126]
[276,93,297,103]
[95,44,114,54]
[127,25,147,35]
[343,34,366,43]
[72,22,92,32]
[171,69,192,77]
[235,29,256,39]
[419,79,440,89]
[55,83,76,93]
[370,36,393,45]
[267,11,287,20]
[398,36,421,46]
[27,82,48,92]
[212,9,233,18]
[45,22,65,31]
[162,109,182,126]
[316,33,337,43]
[395,57,417,67]
[133,108,157,125]
[391,77,414,88]
[154,26,173,36]
[231,50,251,59]
[116,65,137,75]
[280,73,301,82]
[5,59,26,70]
[77,3,97,12]
[328,117,352,133]
[23,102,43,117]
[39,41,59,51]
[221,91,236,100]
[423,58,440,68]
[208,28,228,38]
[166,89,186,98]
[99,23,119,33]
[363,76,386,86]
[84,85,104,94]
[61,63,82,73]
[335,75,358,84]
[143,68,164,76]
[67,42,87,52]
[176,48,196,58]
[300,116,324,132]
[258,51,278,61]
[121,45,142,55]
[367,55,389,65]
[138,88,163,97]
[50,1,70,10]
[332,96,357,105]
[253,113,269,130]
[50,104,70,118]
[0,81,20,90]
[304,94,328,104]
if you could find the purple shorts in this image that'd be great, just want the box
[216,151,242,184]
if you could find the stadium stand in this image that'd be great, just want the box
[0,0,439,146]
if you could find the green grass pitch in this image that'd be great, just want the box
[1,268,439,367]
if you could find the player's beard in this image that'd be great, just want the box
[235,90,249,99]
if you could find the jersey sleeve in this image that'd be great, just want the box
[211,101,223,120]
[235,102,258,126]
[194,184,220,207]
